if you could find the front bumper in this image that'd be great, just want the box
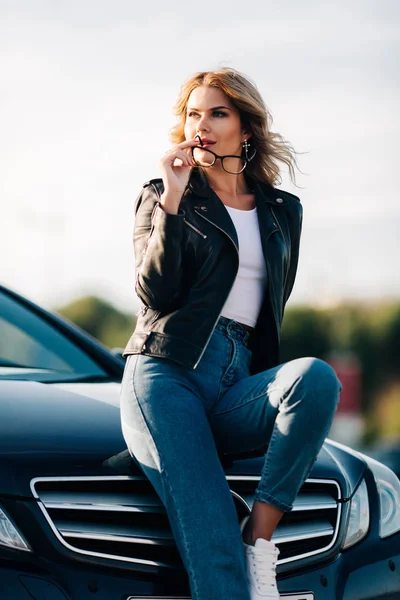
[1,534,399,600]
[2,462,400,600]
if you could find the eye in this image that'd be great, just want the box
[213,110,227,117]
[187,111,199,118]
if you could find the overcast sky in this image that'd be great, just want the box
[1,0,399,314]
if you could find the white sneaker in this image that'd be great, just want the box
[243,537,280,599]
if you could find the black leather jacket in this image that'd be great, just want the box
[123,168,303,375]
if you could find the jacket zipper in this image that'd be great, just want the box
[270,206,291,294]
[184,218,208,239]
[192,211,239,369]
[138,206,281,367]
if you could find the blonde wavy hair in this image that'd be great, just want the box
[170,67,301,187]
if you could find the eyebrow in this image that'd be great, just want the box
[186,105,232,112]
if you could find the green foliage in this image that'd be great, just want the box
[282,301,400,443]
[56,294,400,443]
[280,307,331,362]
[55,296,136,349]
[364,382,400,445]
[374,305,400,378]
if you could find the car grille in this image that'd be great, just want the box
[31,475,342,570]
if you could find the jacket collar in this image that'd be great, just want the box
[185,167,287,205]
[185,168,280,256]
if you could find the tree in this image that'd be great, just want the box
[56,296,135,349]
[280,306,332,362]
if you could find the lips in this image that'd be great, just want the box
[199,138,215,147]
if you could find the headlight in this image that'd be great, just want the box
[343,479,370,549]
[0,507,31,552]
[363,455,400,539]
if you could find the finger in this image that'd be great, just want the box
[175,138,202,149]
[175,150,192,166]
[184,148,198,167]
[162,155,191,169]
[173,157,192,168]
[163,149,193,166]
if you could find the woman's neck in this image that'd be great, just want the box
[205,168,251,197]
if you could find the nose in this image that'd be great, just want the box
[196,114,211,133]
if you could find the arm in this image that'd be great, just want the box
[134,182,186,313]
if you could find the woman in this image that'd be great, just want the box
[120,68,341,600]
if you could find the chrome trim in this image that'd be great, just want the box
[32,475,171,568]
[35,501,172,569]
[272,522,334,543]
[226,475,263,481]
[290,499,337,511]
[230,489,251,512]
[226,476,342,565]
[39,489,162,501]
[280,479,341,565]
[45,502,164,513]
[31,475,342,568]
[30,475,149,498]
[125,595,314,600]
[228,478,337,512]
[58,521,173,544]
[62,531,172,546]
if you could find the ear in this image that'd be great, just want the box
[242,131,252,142]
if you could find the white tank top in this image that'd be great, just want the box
[220,205,267,328]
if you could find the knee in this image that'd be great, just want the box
[300,357,342,404]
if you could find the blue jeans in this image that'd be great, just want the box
[120,315,341,600]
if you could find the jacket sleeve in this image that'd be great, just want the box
[134,182,186,312]
[283,200,303,307]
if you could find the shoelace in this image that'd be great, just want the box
[247,545,279,591]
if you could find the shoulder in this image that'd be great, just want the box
[258,183,303,238]
[257,181,302,220]
[134,178,165,214]
[273,187,303,223]
[277,189,303,222]
[274,188,301,204]
[257,180,301,204]
[142,178,165,197]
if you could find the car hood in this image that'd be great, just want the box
[0,380,367,499]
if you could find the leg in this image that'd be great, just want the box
[242,502,284,545]
[209,356,342,540]
[120,354,251,600]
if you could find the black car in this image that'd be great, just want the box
[0,284,399,600]
[366,442,400,481]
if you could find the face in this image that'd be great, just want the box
[184,86,249,159]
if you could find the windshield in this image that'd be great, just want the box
[0,291,110,383]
